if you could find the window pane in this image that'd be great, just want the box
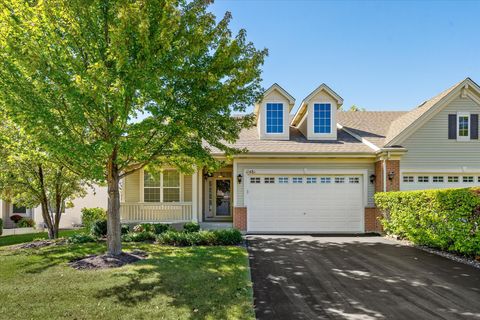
[313,103,332,134]
[12,205,27,214]
[144,188,161,202]
[144,171,161,187]
[459,116,469,137]
[163,170,180,187]
[266,103,284,133]
[163,188,180,202]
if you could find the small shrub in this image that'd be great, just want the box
[17,218,35,228]
[153,223,171,235]
[121,224,130,235]
[213,229,243,245]
[122,231,156,242]
[183,222,200,233]
[91,219,108,238]
[0,218,3,236]
[10,214,23,224]
[133,223,156,233]
[81,208,107,232]
[67,233,96,244]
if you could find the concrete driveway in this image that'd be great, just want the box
[247,235,480,320]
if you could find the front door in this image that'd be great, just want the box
[215,179,231,217]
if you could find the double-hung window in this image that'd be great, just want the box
[144,169,180,202]
[313,103,332,134]
[457,113,470,140]
[266,103,284,133]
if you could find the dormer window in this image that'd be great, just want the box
[266,103,284,134]
[313,103,332,134]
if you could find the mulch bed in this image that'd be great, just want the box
[69,250,148,270]
[9,239,66,250]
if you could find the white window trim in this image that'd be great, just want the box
[457,112,470,141]
[140,168,184,203]
[312,102,333,135]
[264,102,285,135]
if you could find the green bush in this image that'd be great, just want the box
[121,224,130,235]
[67,233,97,244]
[183,222,200,233]
[90,219,108,238]
[0,218,3,236]
[122,231,156,242]
[375,187,480,256]
[81,208,107,232]
[132,223,170,235]
[157,229,243,246]
[153,223,171,235]
[17,218,35,228]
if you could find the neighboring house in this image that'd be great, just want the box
[121,77,480,233]
[0,186,108,230]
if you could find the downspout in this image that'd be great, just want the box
[382,151,391,192]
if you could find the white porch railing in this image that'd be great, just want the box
[120,202,193,223]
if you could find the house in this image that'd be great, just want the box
[0,186,107,230]
[120,77,480,233]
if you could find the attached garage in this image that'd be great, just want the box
[245,173,366,233]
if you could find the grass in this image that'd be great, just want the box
[0,241,255,320]
[0,229,81,247]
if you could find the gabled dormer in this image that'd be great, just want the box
[254,83,295,140]
[291,84,343,140]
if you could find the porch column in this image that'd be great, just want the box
[191,167,198,222]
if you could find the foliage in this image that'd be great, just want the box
[153,223,171,235]
[375,188,480,256]
[158,229,243,246]
[122,231,156,243]
[81,208,107,232]
[0,218,2,236]
[0,0,266,255]
[183,222,201,233]
[0,117,86,239]
[67,233,97,244]
[348,105,366,112]
[121,224,130,235]
[91,219,108,238]
[132,223,171,235]
[17,218,35,228]
[9,215,23,224]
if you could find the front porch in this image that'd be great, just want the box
[120,165,234,224]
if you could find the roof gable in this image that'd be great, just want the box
[254,83,295,115]
[385,78,480,146]
[291,83,344,126]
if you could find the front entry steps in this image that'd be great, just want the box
[200,222,233,231]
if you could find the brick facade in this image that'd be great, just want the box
[233,207,247,231]
[364,207,383,233]
[374,159,400,192]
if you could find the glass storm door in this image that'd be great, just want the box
[215,179,231,217]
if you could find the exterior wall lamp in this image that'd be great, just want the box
[369,174,376,184]
[388,171,395,181]
[237,174,243,184]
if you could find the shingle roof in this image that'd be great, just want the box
[383,79,464,145]
[337,111,408,148]
[209,126,374,155]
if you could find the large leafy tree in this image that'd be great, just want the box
[0,0,266,255]
[0,116,87,239]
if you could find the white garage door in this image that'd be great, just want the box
[401,174,480,191]
[246,175,364,233]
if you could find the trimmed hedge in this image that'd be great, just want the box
[183,222,200,233]
[122,231,156,243]
[157,229,243,246]
[375,187,480,256]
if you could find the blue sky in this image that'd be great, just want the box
[209,0,480,113]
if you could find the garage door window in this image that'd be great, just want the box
[335,177,345,184]
[250,177,261,184]
[448,176,459,183]
[463,176,474,183]
[278,177,289,184]
[403,176,414,183]
[292,177,303,184]
[264,177,275,184]
[432,176,444,183]
[418,176,429,183]
[306,177,317,184]
[320,177,332,184]
[348,177,360,184]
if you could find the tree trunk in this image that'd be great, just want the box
[38,165,57,239]
[106,151,122,256]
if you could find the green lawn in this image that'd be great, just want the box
[0,241,255,320]
[0,229,81,247]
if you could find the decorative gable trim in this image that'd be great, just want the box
[254,83,295,116]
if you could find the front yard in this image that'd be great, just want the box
[0,241,254,320]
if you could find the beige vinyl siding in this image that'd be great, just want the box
[258,89,291,140]
[123,170,141,202]
[183,175,192,202]
[401,95,480,171]
[235,159,375,207]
